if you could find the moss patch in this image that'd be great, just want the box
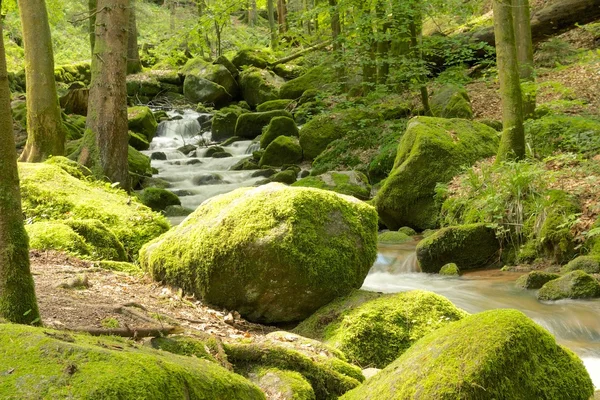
[26,222,91,257]
[439,263,460,276]
[537,270,600,300]
[250,368,316,400]
[377,231,411,244]
[293,171,371,201]
[259,136,303,167]
[562,255,600,274]
[516,271,560,289]
[138,188,181,212]
[128,106,158,142]
[261,116,299,149]
[525,114,600,158]
[235,110,293,139]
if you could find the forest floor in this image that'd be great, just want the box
[31,250,275,340]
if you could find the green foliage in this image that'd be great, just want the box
[525,114,600,158]
[535,38,579,68]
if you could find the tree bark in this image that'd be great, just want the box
[513,0,536,119]
[329,0,344,83]
[78,0,131,190]
[127,0,142,74]
[277,0,288,33]
[493,0,525,161]
[89,0,97,54]
[17,0,65,162]
[268,0,278,49]
[0,18,40,325]
[249,0,257,26]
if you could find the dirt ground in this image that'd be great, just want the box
[31,250,274,341]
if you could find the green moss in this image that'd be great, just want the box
[231,48,273,69]
[279,66,336,100]
[259,136,303,168]
[298,290,467,369]
[562,255,600,274]
[63,114,86,141]
[127,106,158,142]
[239,67,284,108]
[430,84,473,119]
[515,271,560,289]
[212,106,248,142]
[257,99,294,113]
[416,224,500,273]
[439,263,460,276]
[537,190,580,264]
[128,145,153,187]
[269,169,298,185]
[183,76,232,107]
[398,226,417,236]
[140,183,378,324]
[150,335,229,368]
[375,117,499,230]
[0,323,264,399]
[251,368,316,400]
[299,113,348,160]
[96,260,142,274]
[261,116,299,149]
[45,156,91,180]
[537,270,600,300]
[19,162,170,259]
[138,188,181,212]
[525,114,600,158]
[293,171,371,201]
[341,309,594,400]
[25,221,91,257]
[65,219,127,261]
[128,131,150,151]
[235,110,293,139]
[377,231,411,244]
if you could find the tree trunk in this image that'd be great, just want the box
[277,0,288,33]
[268,0,278,49]
[249,0,257,26]
[89,0,97,54]
[17,0,65,162]
[127,0,142,74]
[493,0,525,161]
[0,17,40,326]
[78,0,131,191]
[513,0,536,119]
[329,0,344,83]
[409,15,431,116]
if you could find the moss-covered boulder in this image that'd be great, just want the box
[377,231,412,244]
[259,136,303,167]
[416,224,500,273]
[138,188,181,212]
[374,117,499,230]
[235,110,293,139]
[128,145,153,188]
[279,66,336,100]
[128,131,150,151]
[537,270,600,300]
[273,63,307,80]
[231,48,273,69]
[516,271,560,289]
[65,219,128,261]
[183,76,233,107]
[225,332,363,399]
[215,55,239,78]
[257,99,294,113]
[211,106,248,142]
[525,114,600,158]
[293,171,371,201]
[299,114,348,160]
[562,255,600,274]
[295,290,467,369]
[127,106,158,142]
[537,190,580,264]
[260,116,299,149]
[430,84,473,119]
[340,309,594,400]
[269,169,298,185]
[239,67,285,108]
[398,226,417,236]
[19,162,169,259]
[439,263,460,276]
[249,368,315,400]
[26,221,92,257]
[0,323,264,399]
[140,183,378,324]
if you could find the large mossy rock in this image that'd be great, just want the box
[211,106,248,142]
[257,99,294,113]
[293,171,371,201]
[260,116,299,149]
[374,117,499,230]
[180,58,238,98]
[140,183,378,324]
[235,110,293,139]
[562,255,600,274]
[19,162,169,258]
[294,290,467,369]
[299,114,347,160]
[183,76,233,107]
[537,270,600,301]
[279,66,336,100]
[525,114,600,158]
[128,106,158,142]
[225,331,363,399]
[239,67,285,108]
[340,309,594,400]
[259,136,303,167]
[430,84,473,119]
[231,48,273,69]
[416,224,500,273]
[0,323,264,399]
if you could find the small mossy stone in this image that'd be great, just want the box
[260,116,299,149]
[138,188,181,212]
[416,224,500,273]
[0,323,265,399]
[279,66,336,100]
[127,106,158,142]
[259,136,303,167]
[537,270,600,301]
[439,263,460,276]
[235,110,293,139]
[292,171,371,201]
[231,48,273,69]
[562,255,600,274]
[26,221,91,257]
[256,99,294,113]
[340,309,594,400]
[231,158,259,171]
[140,183,378,324]
[250,368,316,400]
[377,231,411,244]
[397,226,417,236]
[269,169,298,185]
[516,271,560,289]
[430,84,473,119]
[374,117,499,230]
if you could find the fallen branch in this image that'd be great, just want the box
[69,325,180,338]
[269,40,332,67]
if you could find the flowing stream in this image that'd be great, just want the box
[366,240,600,388]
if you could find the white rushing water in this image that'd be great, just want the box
[365,240,600,388]
[144,109,263,222]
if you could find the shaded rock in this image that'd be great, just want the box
[192,173,225,186]
[239,67,285,108]
[260,116,299,149]
[128,106,158,142]
[430,84,473,119]
[516,271,560,289]
[231,48,273,69]
[128,131,150,151]
[269,169,297,185]
[138,188,181,212]
[183,76,232,108]
[235,110,293,139]
[256,99,294,113]
[150,152,167,161]
[211,106,248,142]
[259,136,302,167]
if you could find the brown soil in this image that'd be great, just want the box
[31,250,275,341]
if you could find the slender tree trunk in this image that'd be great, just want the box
[329,0,344,83]
[277,0,288,33]
[249,0,257,26]
[493,0,525,161]
[513,0,535,119]
[169,0,176,32]
[78,0,131,190]
[127,0,142,74]
[89,0,97,54]
[0,16,40,326]
[409,17,430,115]
[268,0,278,49]
[17,0,65,162]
